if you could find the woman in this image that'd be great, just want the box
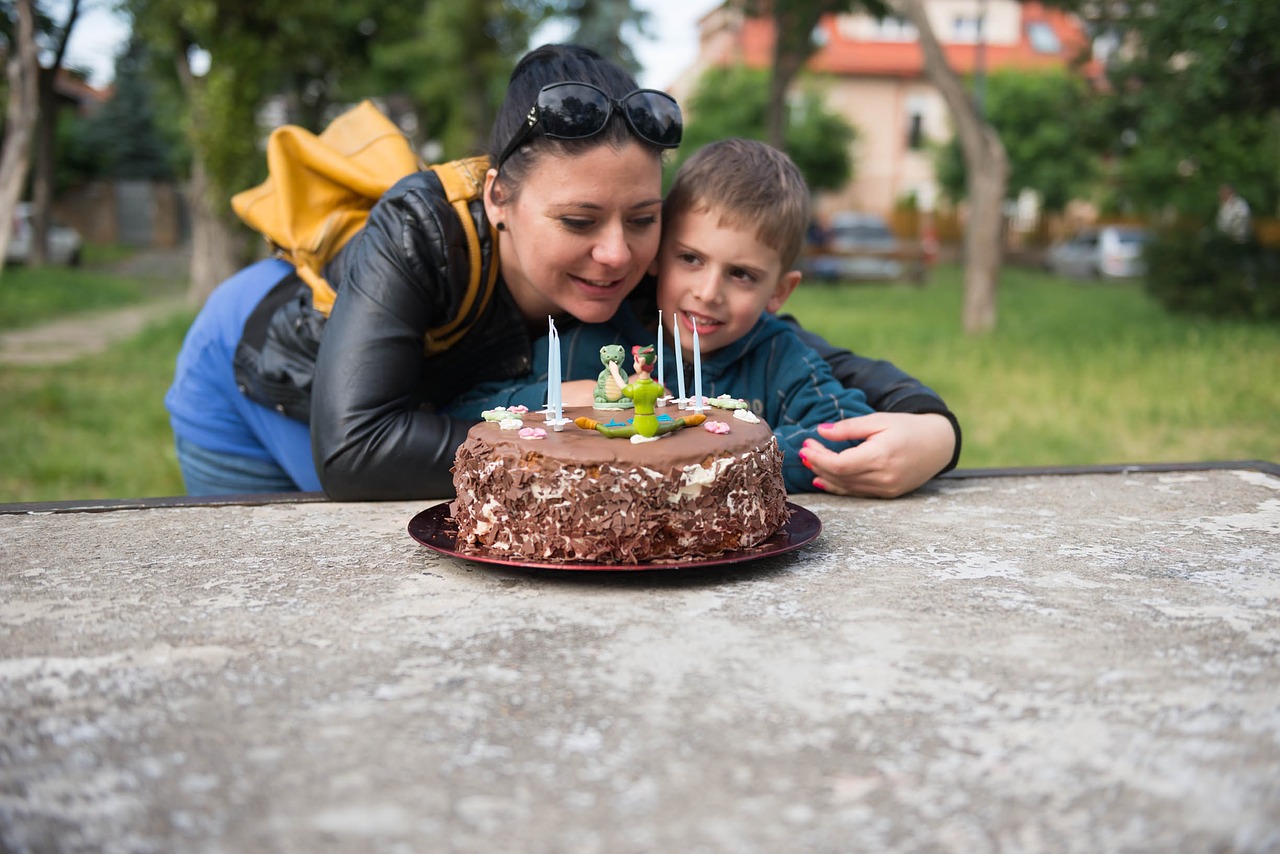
[166,44,958,501]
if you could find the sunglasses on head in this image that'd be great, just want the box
[495,81,683,173]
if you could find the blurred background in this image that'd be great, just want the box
[1,0,1276,501]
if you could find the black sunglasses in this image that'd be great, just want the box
[495,82,683,173]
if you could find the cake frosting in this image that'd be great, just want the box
[450,405,789,564]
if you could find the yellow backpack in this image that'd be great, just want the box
[231,100,498,355]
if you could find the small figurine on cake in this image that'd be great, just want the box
[576,345,705,441]
[592,344,633,410]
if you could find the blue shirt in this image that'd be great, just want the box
[446,304,874,492]
[165,259,321,491]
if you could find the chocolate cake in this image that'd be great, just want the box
[450,405,789,564]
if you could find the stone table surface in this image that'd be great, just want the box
[1,467,1278,853]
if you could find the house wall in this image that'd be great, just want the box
[685,0,1096,228]
[817,76,949,221]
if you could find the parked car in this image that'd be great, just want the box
[802,212,909,282]
[6,203,84,267]
[1046,225,1149,280]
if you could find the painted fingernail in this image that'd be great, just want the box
[813,478,828,491]
[818,423,834,430]
[799,450,812,469]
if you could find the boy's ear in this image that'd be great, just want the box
[766,270,802,313]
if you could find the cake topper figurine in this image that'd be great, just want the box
[575,344,705,441]
[592,344,634,410]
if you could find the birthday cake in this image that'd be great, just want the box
[449,404,789,564]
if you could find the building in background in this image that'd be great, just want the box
[670,0,1099,222]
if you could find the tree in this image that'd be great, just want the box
[746,0,889,151]
[935,68,1102,213]
[0,0,40,276]
[28,0,83,267]
[678,63,855,193]
[126,0,427,303]
[370,0,545,159]
[1086,0,1280,220]
[900,0,1008,334]
[555,0,649,75]
[77,36,177,181]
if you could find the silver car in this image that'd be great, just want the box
[6,203,84,267]
[803,212,906,282]
[1047,225,1149,279]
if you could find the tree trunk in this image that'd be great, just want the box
[174,34,246,306]
[0,0,40,276]
[28,0,80,269]
[30,66,59,268]
[900,0,1008,333]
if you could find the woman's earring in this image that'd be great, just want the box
[495,222,506,232]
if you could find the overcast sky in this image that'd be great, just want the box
[62,0,721,91]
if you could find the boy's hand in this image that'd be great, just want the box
[800,413,955,498]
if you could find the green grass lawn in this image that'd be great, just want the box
[0,262,1276,503]
[786,265,1280,468]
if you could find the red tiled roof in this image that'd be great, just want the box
[734,1,1099,80]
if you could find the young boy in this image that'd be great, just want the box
[448,138,877,492]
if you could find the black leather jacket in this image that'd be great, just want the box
[240,169,960,501]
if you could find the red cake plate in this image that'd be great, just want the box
[408,502,821,572]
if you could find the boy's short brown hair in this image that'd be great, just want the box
[663,138,811,270]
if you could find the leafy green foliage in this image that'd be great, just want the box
[70,38,177,182]
[1144,229,1280,320]
[1092,0,1280,217]
[935,68,1102,211]
[678,65,855,193]
[370,0,546,158]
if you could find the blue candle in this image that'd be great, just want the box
[656,310,665,392]
[546,317,566,429]
[691,316,704,412]
[672,312,687,406]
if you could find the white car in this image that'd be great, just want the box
[1047,225,1149,280]
[6,203,84,267]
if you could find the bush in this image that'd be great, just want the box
[1145,228,1280,319]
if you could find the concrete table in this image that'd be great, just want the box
[2,464,1278,852]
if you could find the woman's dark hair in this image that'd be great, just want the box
[488,44,664,200]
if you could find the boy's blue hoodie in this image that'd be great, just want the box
[446,302,874,493]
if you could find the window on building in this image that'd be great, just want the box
[906,113,924,150]
[874,16,918,42]
[1027,21,1062,54]
[952,15,982,43]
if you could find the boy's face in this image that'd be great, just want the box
[654,207,800,356]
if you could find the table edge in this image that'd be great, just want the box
[2,460,1276,516]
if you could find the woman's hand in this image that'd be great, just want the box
[800,412,956,498]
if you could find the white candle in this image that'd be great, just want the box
[691,316,704,412]
[672,312,687,407]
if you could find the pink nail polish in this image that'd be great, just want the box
[819,423,834,430]
[813,478,827,491]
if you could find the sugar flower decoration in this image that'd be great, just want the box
[499,417,524,430]
[709,395,748,410]
[703,420,732,435]
[732,409,761,424]
[518,426,547,440]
